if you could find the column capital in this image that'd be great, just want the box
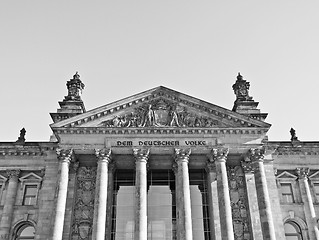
[95,148,112,163]
[56,148,73,163]
[174,148,191,163]
[296,167,310,179]
[6,169,20,179]
[241,161,258,174]
[210,148,229,163]
[133,148,150,163]
[244,148,264,163]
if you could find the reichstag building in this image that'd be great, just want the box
[0,72,318,240]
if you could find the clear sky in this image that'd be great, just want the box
[0,1,318,142]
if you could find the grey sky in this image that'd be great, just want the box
[1,1,318,141]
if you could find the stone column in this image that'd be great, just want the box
[106,162,116,240]
[0,169,20,240]
[133,148,150,240]
[92,148,112,240]
[247,148,276,240]
[241,159,263,240]
[205,162,221,240]
[296,167,319,240]
[211,148,234,240]
[52,149,73,240]
[174,148,193,240]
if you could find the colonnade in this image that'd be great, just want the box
[50,147,278,240]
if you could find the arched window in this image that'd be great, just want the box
[284,221,302,240]
[14,224,35,240]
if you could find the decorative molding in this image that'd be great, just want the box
[296,168,310,179]
[71,166,96,239]
[210,148,229,163]
[133,148,150,163]
[19,172,43,190]
[241,161,258,173]
[244,148,264,163]
[95,148,112,163]
[6,169,21,179]
[228,166,252,239]
[174,148,191,163]
[276,171,298,180]
[56,148,73,163]
[309,171,319,179]
[54,127,268,136]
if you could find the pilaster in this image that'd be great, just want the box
[241,159,263,240]
[0,169,20,240]
[296,167,319,240]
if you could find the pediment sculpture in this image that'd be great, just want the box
[98,98,220,128]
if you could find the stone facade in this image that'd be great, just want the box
[0,73,318,240]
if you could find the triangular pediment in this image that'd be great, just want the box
[309,171,319,179]
[51,86,271,130]
[276,171,298,180]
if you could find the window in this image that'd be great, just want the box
[313,183,319,201]
[23,185,38,205]
[15,224,35,240]
[147,170,175,240]
[284,222,302,240]
[190,170,210,240]
[281,183,294,203]
[111,170,135,240]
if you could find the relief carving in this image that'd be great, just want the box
[98,98,220,128]
[228,166,251,240]
[71,166,97,240]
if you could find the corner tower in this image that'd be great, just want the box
[50,72,86,123]
[232,73,268,121]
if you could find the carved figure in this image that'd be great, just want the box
[169,106,180,127]
[141,104,157,127]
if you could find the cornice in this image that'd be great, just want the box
[52,127,269,136]
[51,87,271,129]
[0,146,56,156]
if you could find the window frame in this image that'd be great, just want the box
[280,182,295,204]
[19,173,43,206]
[13,222,36,240]
[284,221,303,240]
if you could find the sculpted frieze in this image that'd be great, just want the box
[98,98,221,128]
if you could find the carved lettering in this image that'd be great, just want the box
[185,140,206,146]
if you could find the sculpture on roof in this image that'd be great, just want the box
[290,128,298,141]
[16,128,26,143]
[232,73,253,102]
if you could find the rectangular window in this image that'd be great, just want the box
[189,170,210,240]
[23,185,38,205]
[111,170,135,240]
[281,183,294,203]
[313,183,319,201]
